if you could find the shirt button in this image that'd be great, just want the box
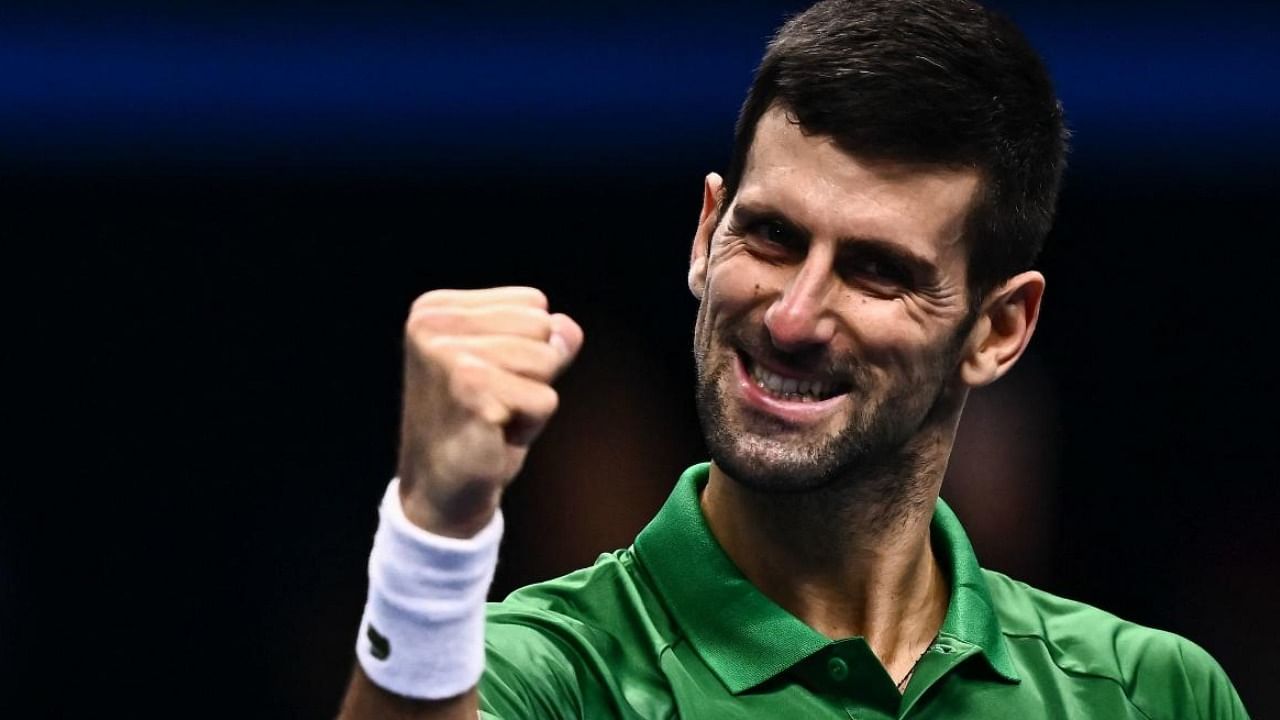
[827,656,849,681]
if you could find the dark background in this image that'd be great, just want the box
[4,1,1277,716]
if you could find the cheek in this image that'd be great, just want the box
[842,301,950,370]
[705,255,773,317]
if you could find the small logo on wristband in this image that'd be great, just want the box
[367,623,391,660]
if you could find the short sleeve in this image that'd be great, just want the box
[478,616,584,720]
[1121,628,1250,720]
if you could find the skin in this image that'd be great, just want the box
[340,287,584,719]
[337,104,1044,718]
[689,105,1044,683]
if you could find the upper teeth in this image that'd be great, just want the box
[749,360,835,401]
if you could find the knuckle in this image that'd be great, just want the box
[419,334,459,358]
[523,287,549,310]
[404,327,452,364]
[477,401,509,426]
[409,307,455,333]
[535,386,560,416]
[507,338,556,373]
[517,306,553,336]
[448,358,489,398]
[413,288,453,310]
[536,342,563,374]
[404,310,434,339]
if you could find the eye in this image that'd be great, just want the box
[843,255,913,288]
[742,219,803,253]
[755,220,790,244]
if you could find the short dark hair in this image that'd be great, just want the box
[723,0,1069,307]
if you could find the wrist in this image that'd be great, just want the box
[356,478,504,700]
[398,477,502,539]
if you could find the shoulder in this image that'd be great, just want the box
[485,547,654,650]
[488,546,671,635]
[984,570,1248,719]
[479,548,676,718]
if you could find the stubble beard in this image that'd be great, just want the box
[693,322,967,506]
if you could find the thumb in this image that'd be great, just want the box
[548,313,585,373]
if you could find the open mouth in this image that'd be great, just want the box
[739,351,851,403]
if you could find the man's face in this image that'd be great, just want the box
[690,106,982,493]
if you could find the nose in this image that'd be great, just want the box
[763,249,838,351]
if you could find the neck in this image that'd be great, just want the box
[700,433,954,679]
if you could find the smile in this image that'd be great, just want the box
[734,351,851,422]
[747,358,843,402]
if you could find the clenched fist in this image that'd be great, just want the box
[396,287,584,538]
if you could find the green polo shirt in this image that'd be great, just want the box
[479,463,1247,718]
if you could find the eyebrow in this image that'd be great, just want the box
[730,201,941,282]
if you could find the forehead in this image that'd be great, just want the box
[737,106,981,263]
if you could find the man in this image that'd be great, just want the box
[339,0,1248,717]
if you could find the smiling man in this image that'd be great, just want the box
[338,1,1248,718]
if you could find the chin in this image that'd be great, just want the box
[712,445,846,494]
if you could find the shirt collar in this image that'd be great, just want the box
[634,462,1019,694]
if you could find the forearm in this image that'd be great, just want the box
[336,288,582,718]
[338,665,477,720]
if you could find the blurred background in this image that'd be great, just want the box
[5,0,1277,716]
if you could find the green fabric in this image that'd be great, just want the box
[478,463,1248,719]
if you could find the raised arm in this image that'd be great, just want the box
[338,286,584,719]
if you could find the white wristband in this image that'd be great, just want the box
[355,478,504,700]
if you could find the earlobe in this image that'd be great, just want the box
[688,254,708,299]
[959,271,1045,387]
[688,172,724,300]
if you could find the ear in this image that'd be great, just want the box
[959,271,1045,387]
[688,172,724,300]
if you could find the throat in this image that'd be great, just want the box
[700,461,949,651]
